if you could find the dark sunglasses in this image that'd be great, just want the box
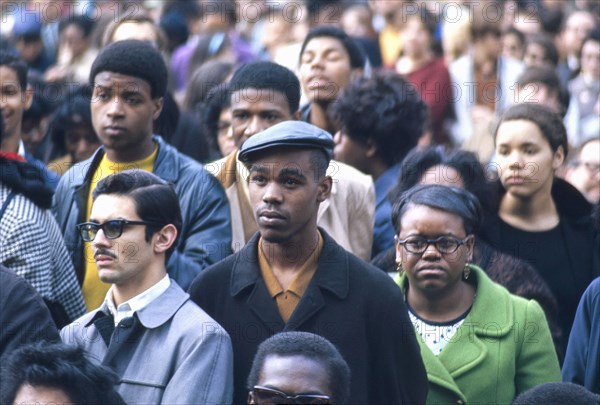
[250,386,331,404]
[76,220,162,242]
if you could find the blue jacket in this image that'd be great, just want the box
[562,277,600,394]
[52,136,232,289]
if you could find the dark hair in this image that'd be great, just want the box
[92,170,182,259]
[153,91,180,143]
[59,15,96,38]
[393,147,497,219]
[229,61,301,114]
[89,40,168,98]
[0,342,126,405]
[299,26,366,69]
[392,184,483,236]
[493,103,568,156]
[203,83,231,153]
[49,85,94,154]
[525,33,559,66]
[0,51,28,90]
[513,382,600,405]
[516,65,569,113]
[22,76,57,123]
[582,26,600,51]
[330,71,427,166]
[184,60,234,111]
[504,26,525,47]
[247,332,350,404]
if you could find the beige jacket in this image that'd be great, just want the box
[206,152,375,260]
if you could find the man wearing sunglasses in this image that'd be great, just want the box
[246,331,350,405]
[189,121,427,405]
[60,170,233,404]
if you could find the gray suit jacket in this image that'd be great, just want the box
[61,281,233,405]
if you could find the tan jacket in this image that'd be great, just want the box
[206,152,375,260]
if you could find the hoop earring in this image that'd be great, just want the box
[463,262,471,280]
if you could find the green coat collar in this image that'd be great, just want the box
[395,265,516,400]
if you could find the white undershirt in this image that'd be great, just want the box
[104,275,170,326]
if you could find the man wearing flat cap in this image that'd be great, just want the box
[189,121,428,405]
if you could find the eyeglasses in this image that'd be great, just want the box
[76,220,161,242]
[396,235,470,255]
[250,386,331,404]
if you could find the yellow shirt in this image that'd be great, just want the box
[258,232,323,323]
[82,146,158,310]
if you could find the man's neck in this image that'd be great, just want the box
[0,132,20,154]
[104,136,155,163]
[309,102,333,134]
[260,230,320,274]
[111,269,167,307]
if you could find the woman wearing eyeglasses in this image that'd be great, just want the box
[393,184,560,404]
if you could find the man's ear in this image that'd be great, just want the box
[317,176,333,203]
[365,138,378,159]
[292,109,301,120]
[152,97,164,120]
[23,84,33,110]
[153,224,178,254]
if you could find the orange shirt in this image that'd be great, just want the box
[258,232,324,323]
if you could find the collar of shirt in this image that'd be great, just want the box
[18,140,26,157]
[104,275,171,326]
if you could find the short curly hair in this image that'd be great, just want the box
[330,71,427,166]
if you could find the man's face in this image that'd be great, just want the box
[248,354,333,404]
[0,66,31,142]
[333,130,370,173]
[248,148,331,244]
[562,12,595,56]
[89,194,156,290]
[91,71,162,160]
[230,88,295,148]
[299,36,357,104]
[566,140,600,204]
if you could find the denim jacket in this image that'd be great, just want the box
[52,135,232,289]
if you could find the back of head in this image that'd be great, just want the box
[92,170,182,257]
[228,61,301,114]
[392,184,483,236]
[513,382,600,405]
[247,331,351,404]
[0,342,126,405]
[89,39,168,99]
[0,50,28,90]
[184,60,235,111]
[299,25,366,69]
[330,71,427,166]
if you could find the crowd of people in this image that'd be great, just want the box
[0,0,599,404]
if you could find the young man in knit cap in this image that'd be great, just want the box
[52,40,232,310]
[190,120,427,405]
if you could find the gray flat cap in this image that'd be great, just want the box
[238,121,334,162]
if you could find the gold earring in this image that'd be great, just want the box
[396,261,404,275]
[463,262,471,280]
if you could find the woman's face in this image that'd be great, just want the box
[402,17,432,57]
[396,205,473,293]
[495,119,564,200]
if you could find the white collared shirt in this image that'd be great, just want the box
[104,275,171,327]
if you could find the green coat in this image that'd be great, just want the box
[395,265,561,404]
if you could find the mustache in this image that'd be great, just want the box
[94,249,117,259]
